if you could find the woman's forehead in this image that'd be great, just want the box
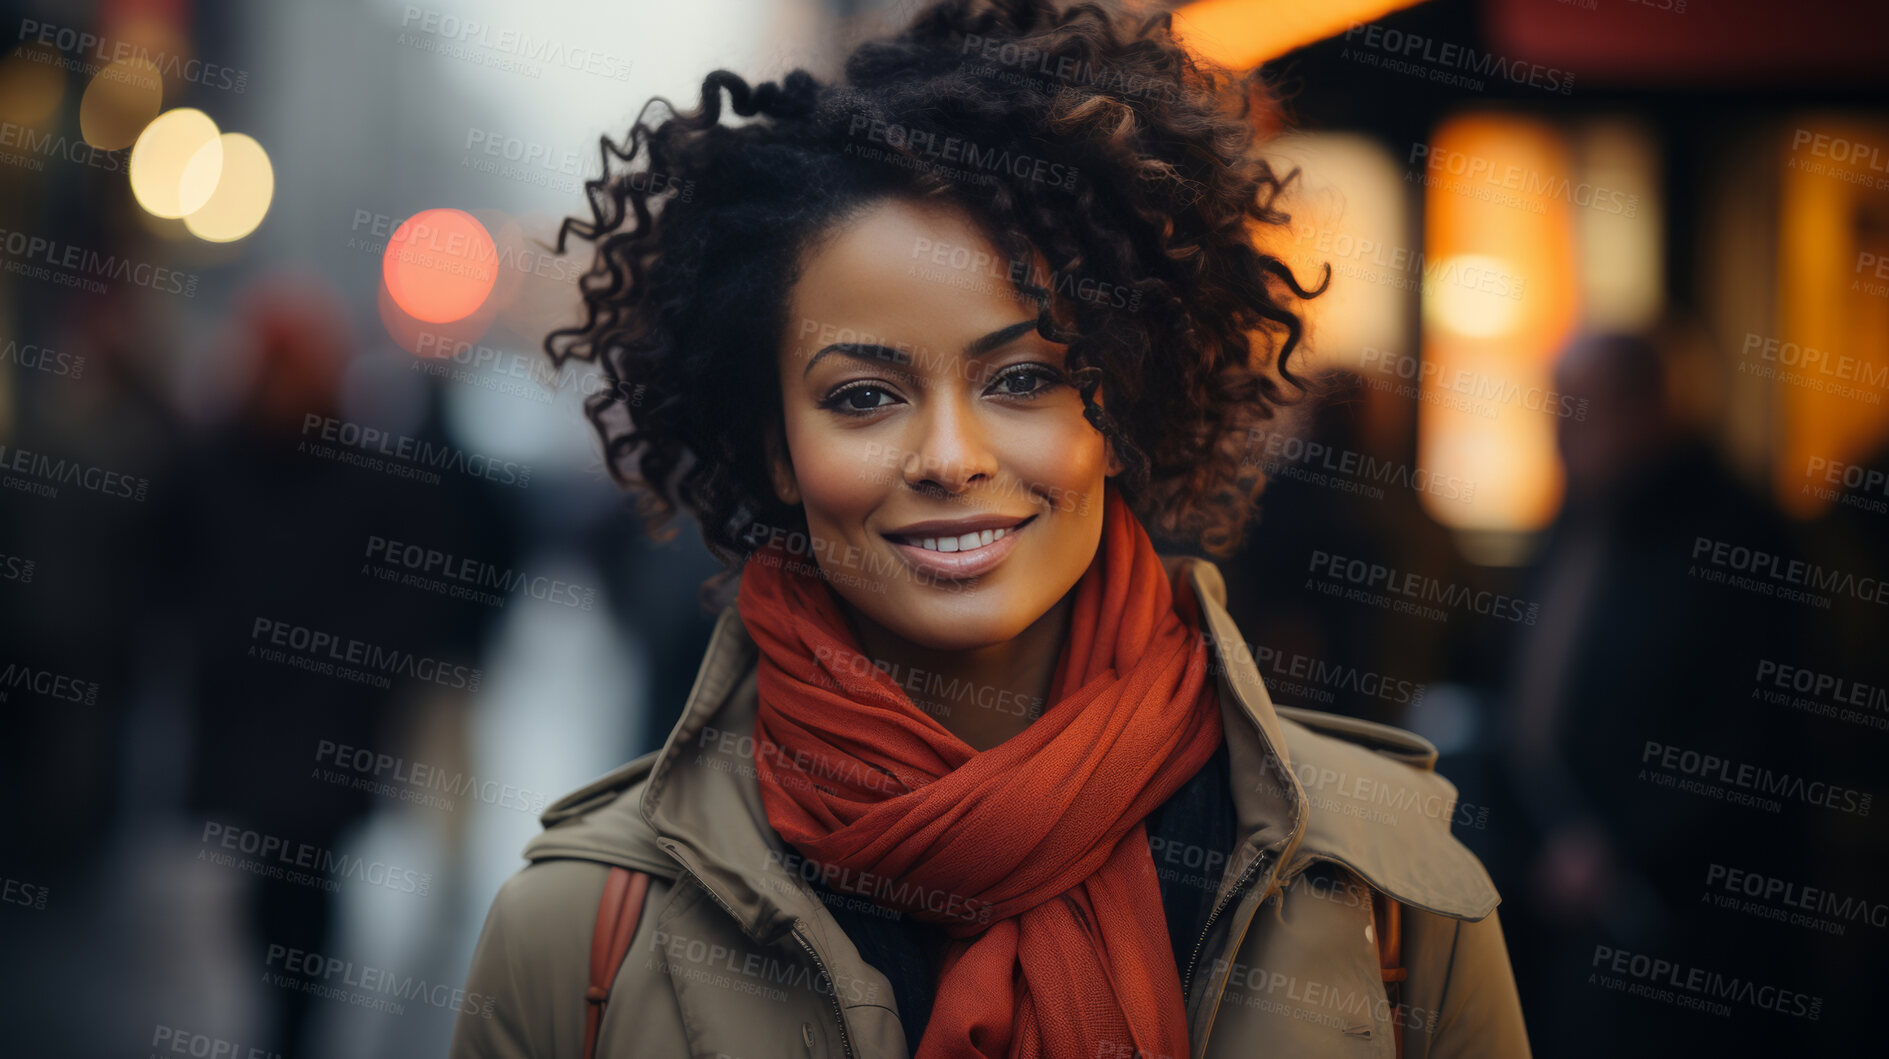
[784,198,1049,361]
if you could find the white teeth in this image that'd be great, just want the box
[907,526,1013,552]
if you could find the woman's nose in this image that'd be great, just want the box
[901,394,996,494]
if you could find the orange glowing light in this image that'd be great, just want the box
[378,272,500,359]
[1418,113,1581,536]
[1774,117,1889,518]
[0,45,68,127]
[1173,0,1430,70]
[381,208,498,324]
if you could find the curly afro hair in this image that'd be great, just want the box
[547,0,1327,601]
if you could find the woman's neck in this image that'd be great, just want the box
[844,590,1075,752]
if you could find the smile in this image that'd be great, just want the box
[906,527,1007,552]
[882,515,1036,579]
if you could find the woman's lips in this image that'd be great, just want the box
[884,516,1034,581]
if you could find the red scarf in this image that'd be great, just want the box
[736,485,1224,1059]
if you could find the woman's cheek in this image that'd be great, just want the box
[784,414,878,511]
[1014,416,1107,502]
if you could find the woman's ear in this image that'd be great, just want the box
[764,424,801,505]
[1088,383,1123,479]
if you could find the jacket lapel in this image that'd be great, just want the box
[627,556,1482,1059]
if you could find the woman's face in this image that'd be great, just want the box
[769,196,1116,652]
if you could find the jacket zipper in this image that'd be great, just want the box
[1179,849,1270,1004]
[793,924,856,1059]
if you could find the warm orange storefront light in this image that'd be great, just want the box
[1172,0,1431,70]
[1417,114,1580,535]
[1773,117,1889,519]
[381,208,499,324]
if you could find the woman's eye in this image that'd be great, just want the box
[991,366,1062,398]
[822,384,899,414]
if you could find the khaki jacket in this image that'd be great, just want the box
[450,557,1530,1058]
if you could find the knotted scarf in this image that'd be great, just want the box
[735,484,1223,1059]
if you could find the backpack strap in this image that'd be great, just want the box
[1371,890,1407,1059]
[584,866,650,1059]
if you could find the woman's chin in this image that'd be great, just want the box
[850,592,1038,655]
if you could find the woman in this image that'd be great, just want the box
[450,1,1528,1056]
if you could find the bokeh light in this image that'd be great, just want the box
[183,133,275,242]
[1423,254,1526,338]
[79,57,164,150]
[381,208,499,324]
[1418,113,1580,537]
[129,108,222,218]
[0,44,66,127]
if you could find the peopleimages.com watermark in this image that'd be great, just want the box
[462,126,598,194]
[956,33,1179,103]
[793,313,1088,386]
[1306,550,1539,626]
[1212,956,1442,1037]
[408,330,647,410]
[313,739,549,815]
[1856,250,1889,300]
[644,925,882,1006]
[1268,760,1492,831]
[1738,332,1885,406]
[362,534,597,610]
[148,1023,283,1059]
[1285,224,1526,304]
[1800,455,1889,515]
[1752,658,1889,732]
[845,114,1079,191]
[0,442,149,502]
[200,822,433,896]
[740,517,991,597]
[1342,22,1575,95]
[394,5,631,83]
[297,414,531,489]
[3,874,49,911]
[762,848,992,927]
[809,642,1043,726]
[1688,536,1887,609]
[263,943,494,1019]
[1638,740,1871,816]
[1406,144,1639,217]
[0,118,126,176]
[2,338,83,380]
[1788,129,1889,193]
[694,724,907,803]
[1359,347,1588,422]
[248,616,482,692]
[1702,862,1888,937]
[16,18,250,92]
[1195,632,1427,709]
[850,439,1093,517]
[0,549,34,584]
[345,208,580,285]
[0,657,101,705]
[904,236,1140,312]
[0,227,198,298]
[1589,945,1822,1022]
[1242,427,1476,504]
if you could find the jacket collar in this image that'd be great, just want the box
[633,555,1313,943]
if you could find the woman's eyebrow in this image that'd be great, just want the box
[803,318,1041,377]
[801,343,922,379]
[964,318,1040,357]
